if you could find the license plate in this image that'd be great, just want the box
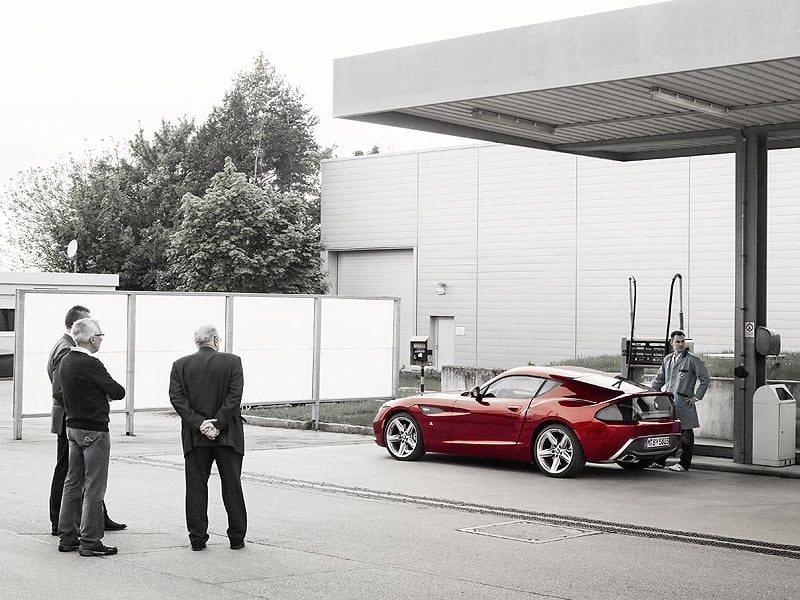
[644,436,670,449]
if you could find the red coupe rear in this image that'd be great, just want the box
[373,366,681,477]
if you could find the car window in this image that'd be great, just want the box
[572,373,649,394]
[484,375,546,399]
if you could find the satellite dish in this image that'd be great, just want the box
[66,239,78,258]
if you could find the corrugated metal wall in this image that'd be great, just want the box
[321,144,800,369]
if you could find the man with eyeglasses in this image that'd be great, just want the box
[56,318,126,556]
[169,324,247,551]
[48,305,126,536]
[650,329,710,472]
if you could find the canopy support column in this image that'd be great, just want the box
[733,131,768,464]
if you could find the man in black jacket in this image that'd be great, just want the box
[169,324,247,551]
[48,305,126,535]
[57,318,125,556]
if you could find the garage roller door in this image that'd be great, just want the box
[336,250,415,362]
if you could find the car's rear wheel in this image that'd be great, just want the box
[384,412,425,461]
[534,423,585,478]
[616,459,653,470]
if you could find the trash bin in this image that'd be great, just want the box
[752,384,796,467]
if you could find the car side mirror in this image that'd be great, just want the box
[470,385,483,400]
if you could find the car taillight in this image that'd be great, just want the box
[596,395,674,422]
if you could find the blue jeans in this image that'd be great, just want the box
[58,428,110,547]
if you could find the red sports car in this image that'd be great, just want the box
[372,366,681,477]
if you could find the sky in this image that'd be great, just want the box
[0,0,664,266]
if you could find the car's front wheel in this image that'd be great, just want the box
[534,423,585,477]
[384,412,425,461]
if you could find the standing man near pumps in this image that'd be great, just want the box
[650,330,710,472]
[48,305,126,535]
[169,324,247,551]
[57,318,126,556]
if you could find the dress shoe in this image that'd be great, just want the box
[104,518,127,531]
[51,525,58,536]
[79,542,118,557]
[230,541,245,550]
[191,542,207,551]
[58,542,79,552]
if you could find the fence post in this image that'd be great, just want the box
[311,297,322,429]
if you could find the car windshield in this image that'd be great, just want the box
[572,373,650,394]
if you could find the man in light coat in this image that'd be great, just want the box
[651,329,710,472]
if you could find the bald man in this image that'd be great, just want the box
[169,325,247,551]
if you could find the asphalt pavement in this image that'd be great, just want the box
[2,381,800,599]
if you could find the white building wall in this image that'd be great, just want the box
[417,147,479,365]
[576,156,690,357]
[768,149,800,346]
[321,144,800,369]
[477,145,577,366]
[688,154,736,351]
[321,152,418,249]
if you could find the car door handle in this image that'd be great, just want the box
[507,405,522,412]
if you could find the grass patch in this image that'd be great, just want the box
[245,399,383,428]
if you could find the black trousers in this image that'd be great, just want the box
[655,429,695,469]
[50,427,112,530]
[184,445,247,546]
[49,429,70,528]
[677,428,695,469]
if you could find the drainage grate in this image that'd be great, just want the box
[458,519,601,544]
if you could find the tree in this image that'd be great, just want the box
[166,158,327,293]
[2,55,330,293]
[352,145,381,157]
[2,162,76,271]
[118,120,196,289]
[186,54,328,197]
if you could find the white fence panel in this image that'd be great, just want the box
[232,296,315,404]
[320,297,395,399]
[19,292,127,415]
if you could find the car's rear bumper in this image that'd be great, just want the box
[607,433,682,463]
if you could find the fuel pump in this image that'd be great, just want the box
[621,273,685,382]
[409,336,432,394]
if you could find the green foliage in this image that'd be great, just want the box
[2,56,329,294]
[166,158,327,293]
[3,162,76,271]
[186,54,328,198]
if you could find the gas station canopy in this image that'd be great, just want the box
[333,0,800,161]
[332,0,800,464]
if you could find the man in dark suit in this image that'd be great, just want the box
[57,318,126,556]
[48,305,126,535]
[169,324,247,551]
